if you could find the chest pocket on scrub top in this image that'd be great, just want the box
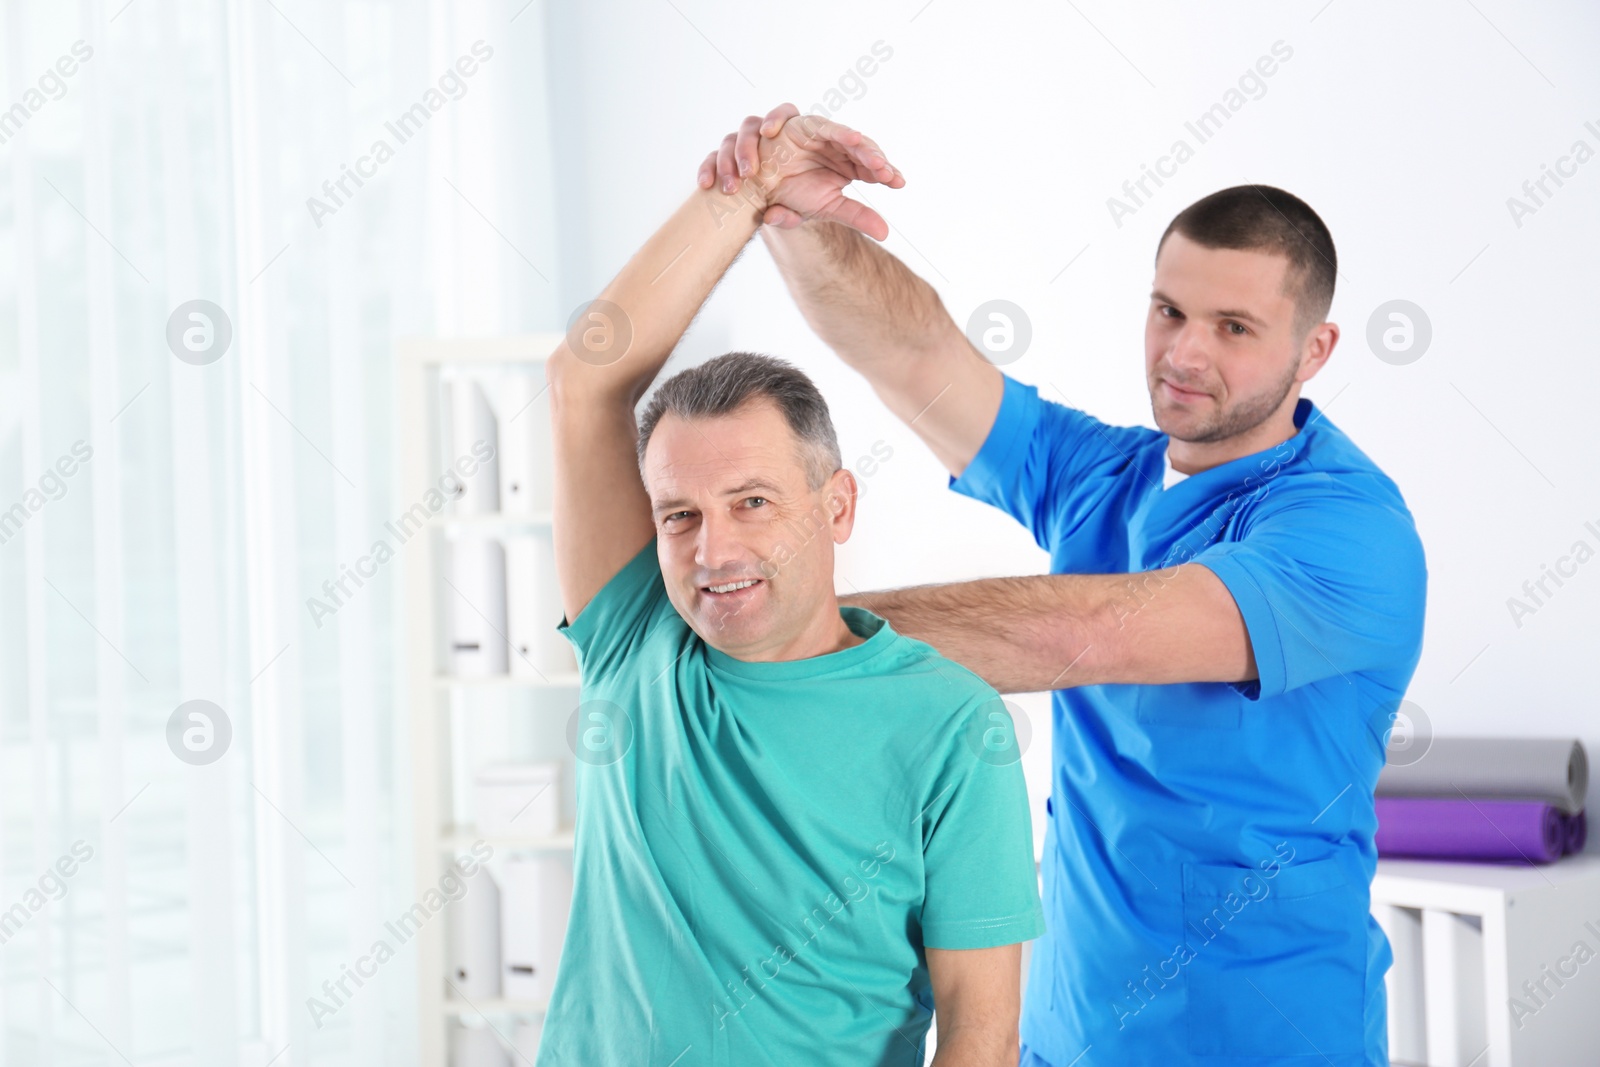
[1134,680,1243,729]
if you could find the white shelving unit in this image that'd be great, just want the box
[1372,853,1600,1066]
[398,335,577,1067]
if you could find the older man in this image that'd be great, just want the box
[537,113,1044,1066]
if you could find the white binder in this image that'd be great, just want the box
[448,538,509,676]
[500,854,573,1003]
[494,368,551,514]
[445,864,501,999]
[503,536,542,679]
[505,532,575,677]
[446,377,501,514]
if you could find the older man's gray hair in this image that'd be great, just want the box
[636,352,843,489]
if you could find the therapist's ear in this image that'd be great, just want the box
[822,468,858,544]
[1295,320,1339,383]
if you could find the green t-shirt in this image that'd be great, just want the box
[535,540,1045,1067]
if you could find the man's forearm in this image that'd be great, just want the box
[762,223,964,391]
[841,565,1257,694]
[760,220,1002,475]
[552,186,766,399]
[843,576,1103,693]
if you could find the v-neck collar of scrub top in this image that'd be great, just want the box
[1133,396,1317,567]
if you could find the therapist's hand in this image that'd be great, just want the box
[695,103,905,241]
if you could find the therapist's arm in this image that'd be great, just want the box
[699,103,1004,479]
[840,565,1257,694]
[926,944,1022,1067]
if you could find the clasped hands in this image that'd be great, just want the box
[695,102,905,241]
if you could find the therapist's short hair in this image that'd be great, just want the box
[1158,185,1336,342]
[637,352,843,490]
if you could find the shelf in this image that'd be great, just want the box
[434,672,581,690]
[401,335,574,1067]
[441,825,575,853]
[443,997,549,1017]
[431,510,554,531]
[1371,853,1600,1064]
[1374,852,1600,901]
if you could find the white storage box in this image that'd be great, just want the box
[449,1021,511,1067]
[475,762,561,838]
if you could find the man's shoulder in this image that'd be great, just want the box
[858,613,1006,722]
[562,538,696,679]
[1233,416,1420,538]
[1294,410,1414,506]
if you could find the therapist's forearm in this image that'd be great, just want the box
[762,220,954,378]
[842,576,1102,693]
[841,565,1256,694]
[761,220,1001,475]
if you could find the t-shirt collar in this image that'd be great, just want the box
[705,605,895,680]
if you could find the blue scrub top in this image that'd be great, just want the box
[950,374,1428,1067]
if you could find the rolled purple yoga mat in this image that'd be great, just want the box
[1374,797,1566,863]
[1567,810,1588,854]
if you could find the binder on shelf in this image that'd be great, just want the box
[448,538,509,676]
[505,532,576,678]
[504,536,543,679]
[500,854,572,1004]
[446,376,501,514]
[495,368,552,515]
[445,863,501,1000]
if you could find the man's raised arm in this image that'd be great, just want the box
[699,104,1004,479]
[550,117,904,624]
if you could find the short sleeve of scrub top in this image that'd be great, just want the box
[1189,480,1428,701]
[948,373,1146,551]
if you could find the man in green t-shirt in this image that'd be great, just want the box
[535,116,1044,1066]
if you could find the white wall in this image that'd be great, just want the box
[538,0,1600,843]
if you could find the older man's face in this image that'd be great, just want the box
[644,397,854,660]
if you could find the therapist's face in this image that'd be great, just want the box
[1144,231,1318,445]
[643,397,857,660]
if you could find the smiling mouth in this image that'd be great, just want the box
[701,578,763,598]
[1162,379,1211,400]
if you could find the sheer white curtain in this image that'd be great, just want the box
[0,0,562,1063]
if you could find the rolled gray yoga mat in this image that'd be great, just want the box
[1376,737,1588,816]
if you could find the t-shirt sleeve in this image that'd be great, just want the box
[949,372,1146,551]
[918,694,1046,950]
[1189,480,1428,702]
[557,538,679,679]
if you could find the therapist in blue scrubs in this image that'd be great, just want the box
[702,104,1427,1066]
